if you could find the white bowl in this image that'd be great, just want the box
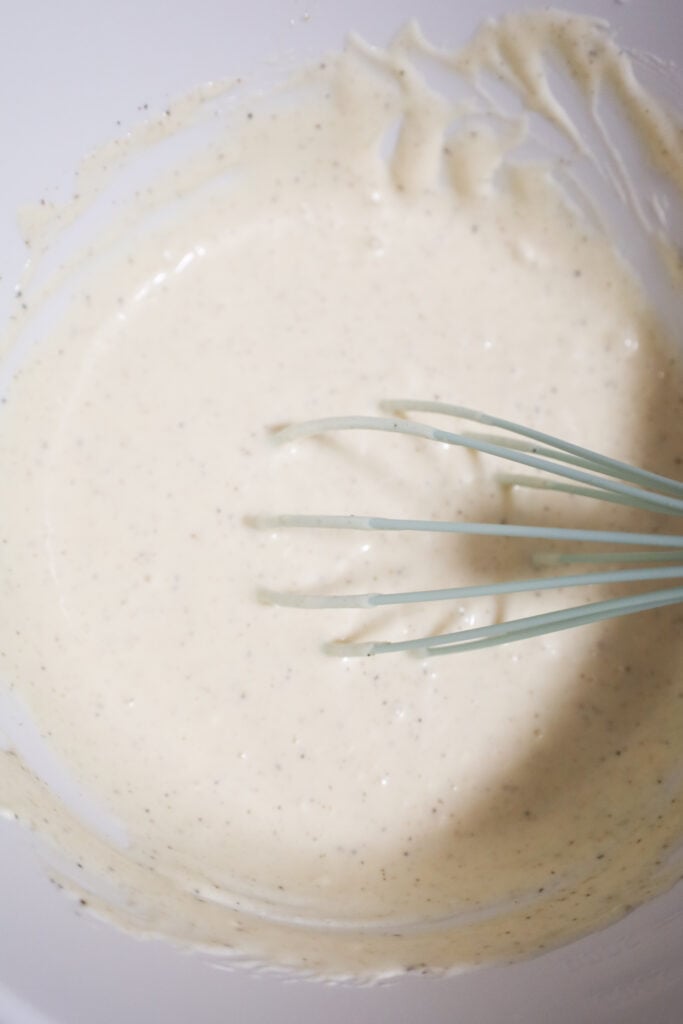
[1,1,682,1021]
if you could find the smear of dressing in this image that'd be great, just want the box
[0,11,682,978]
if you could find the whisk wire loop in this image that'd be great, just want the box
[326,586,683,658]
[380,400,683,499]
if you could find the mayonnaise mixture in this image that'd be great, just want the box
[1,11,682,978]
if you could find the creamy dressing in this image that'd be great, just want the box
[0,11,682,978]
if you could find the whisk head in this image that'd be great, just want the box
[252,401,683,656]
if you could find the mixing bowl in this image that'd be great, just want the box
[1,1,682,1021]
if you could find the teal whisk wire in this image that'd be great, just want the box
[252,403,683,657]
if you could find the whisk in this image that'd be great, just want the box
[252,400,683,657]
